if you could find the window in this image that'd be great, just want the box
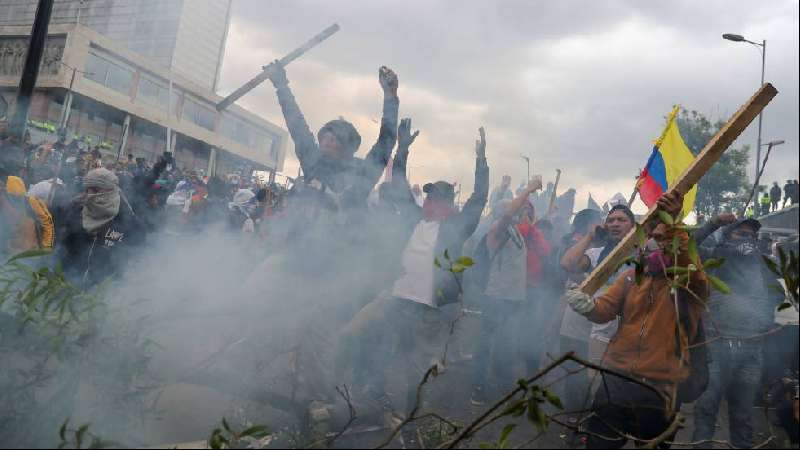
[182,97,216,131]
[83,52,134,96]
[137,76,169,110]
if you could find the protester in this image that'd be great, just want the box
[264,62,399,226]
[770,182,782,212]
[691,213,785,448]
[760,192,771,216]
[0,175,55,255]
[551,208,604,420]
[563,191,710,449]
[338,125,488,427]
[59,168,145,287]
[471,177,543,405]
[561,204,636,377]
[489,175,514,211]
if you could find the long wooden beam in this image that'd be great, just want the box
[580,83,779,296]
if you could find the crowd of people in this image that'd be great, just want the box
[2,61,798,449]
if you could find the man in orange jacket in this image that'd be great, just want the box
[1,175,55,256]
[562,191,710,449]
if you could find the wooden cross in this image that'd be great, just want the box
[580,83,779,296]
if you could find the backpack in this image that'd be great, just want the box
[674,293,710,403]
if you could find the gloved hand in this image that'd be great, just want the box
[563,289,595,315]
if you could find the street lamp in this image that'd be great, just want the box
[723,32,766,183]
[743,139,785,214]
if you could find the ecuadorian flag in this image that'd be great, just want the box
[636,106,697,219]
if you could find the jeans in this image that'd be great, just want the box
[692,339,764,448]
[472,298,523,393]
[585,374,678,449]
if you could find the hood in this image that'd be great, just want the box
[720,218,762,243]
[5,176,26,197]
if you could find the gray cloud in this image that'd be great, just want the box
[219,0,799,212]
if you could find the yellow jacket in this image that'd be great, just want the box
[2,176,55,253]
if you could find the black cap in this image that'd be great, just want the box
[423,181,455,200]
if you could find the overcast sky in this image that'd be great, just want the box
[218,0,799,213]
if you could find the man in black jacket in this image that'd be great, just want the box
[264,62,399,227]
[692,214,784,448]
[338,121,489,423]
[60,168,146,287]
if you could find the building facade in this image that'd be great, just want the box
[0,0,232,92]
[0,23,287,176]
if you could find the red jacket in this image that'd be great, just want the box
[517,222,551,286]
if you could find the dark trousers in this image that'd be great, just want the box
[472,298,523,393]
[585,375,677,449]
[692,339,763,448]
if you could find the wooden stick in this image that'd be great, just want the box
[548,169,562,214]
[580,83,778,296]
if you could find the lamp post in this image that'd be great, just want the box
[743,139,785,214]
[723,33,766,184]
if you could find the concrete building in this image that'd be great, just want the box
[0,23,287,176]
[0,0,233,92]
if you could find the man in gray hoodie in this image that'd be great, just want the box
[692,214,785,448]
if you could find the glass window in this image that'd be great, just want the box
[84,53,109,85]
[106,63,133,94]
[83,52,134,96]
[137,76,169,110]
[182,97,216,131]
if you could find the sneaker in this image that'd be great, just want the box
[470,387,487,406]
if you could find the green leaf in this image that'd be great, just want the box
[59,420,68,442]
[707,275,732,295]
[221,418,231,432]
[704,258,726,271]
[457,256,475,267]
[6,249,52,263]
[444,249,451,260]
[451,264,466,274]
[544,389,563,410]
[762,256,780,276]
[657,210,675,226]
[240,425,269,439]
[434,258,442,269]
[778,302,794,311]
[499,424,516,449]
[479,443,496,449]
[688,238,700,265]
[635,223,646,248]
[76,424,90,448]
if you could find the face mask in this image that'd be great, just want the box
[646,249,673,276]
[82,189,121,232]
[733,239,758,256]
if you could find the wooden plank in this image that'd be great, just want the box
[580,83,779,296]
[217,24,340,111]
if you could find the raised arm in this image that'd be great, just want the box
[361,67,400,190]
[560,229,597,273]
[389,118,422,216]
[487,178,542,252]
[457,127,490,239]
[265,61,320,175]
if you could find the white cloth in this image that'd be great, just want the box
[586,247,621,343]
[28,178,63,201]
[392,220,441,307]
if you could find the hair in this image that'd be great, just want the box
[607,204,635,224]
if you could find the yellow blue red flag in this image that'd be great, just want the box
[636,106,697,219]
